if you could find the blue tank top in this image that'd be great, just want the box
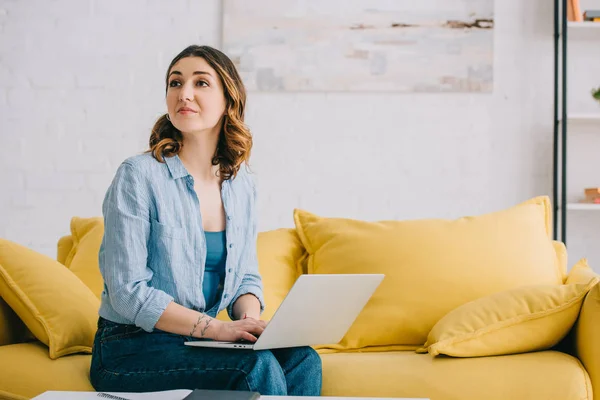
[202,231,227,312]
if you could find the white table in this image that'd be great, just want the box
[33,391,428,400]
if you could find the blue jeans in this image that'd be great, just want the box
[90,317,322,396]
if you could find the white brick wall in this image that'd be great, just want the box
[1,0,598,272]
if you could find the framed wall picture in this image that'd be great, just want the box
[222,0,494,92]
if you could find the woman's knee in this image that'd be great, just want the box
[242,351,287,395]
[297,346,323,374]
[302,347,322,384]
[277,346,322,396]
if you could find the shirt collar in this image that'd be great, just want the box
[164,154,189,180]
[164,154,236,191]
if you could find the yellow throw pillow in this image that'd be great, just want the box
[418,278,599,357]
[64,217,105,298]
[553,240,567,282]
[0,239,100,359]
[566,258,599,285]
[255,228,305,321]
[56,235,74,265]
[217,228,305,322]
[294,196,563,350]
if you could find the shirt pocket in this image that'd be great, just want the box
[148,219,189,275]
[151,219,186,239]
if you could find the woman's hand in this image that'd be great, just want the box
[244,316,268,329]
[214,318,267,342]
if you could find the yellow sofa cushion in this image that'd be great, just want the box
[418,277,598,357]
[0,342,93,400]
[0,239,100,359]
[294,196,562,349]
[320,350,591,400]
[214,228,304,322]
[64,217,105,298]
[218,228,305,321]
[253,228,305,321]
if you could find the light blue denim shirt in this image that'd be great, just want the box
[98,152,264,332]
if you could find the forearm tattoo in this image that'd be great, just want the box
[190,313,213,338]
[200,317,212,337]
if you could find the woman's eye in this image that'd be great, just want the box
[168,80,180,88]
[196,80,208,87]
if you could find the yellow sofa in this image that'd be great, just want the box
[1,196,599,400]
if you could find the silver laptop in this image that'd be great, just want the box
[184,273,384,350]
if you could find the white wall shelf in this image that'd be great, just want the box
[567,203,600,210]
[565,22,600,40]
[559,113,600,122]
[568,22,600,29]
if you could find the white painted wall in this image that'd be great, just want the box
[0,0,597,271]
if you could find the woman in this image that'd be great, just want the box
[89,45,322,396]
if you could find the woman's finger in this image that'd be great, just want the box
[247,325,265,336]
[241,331,258,342]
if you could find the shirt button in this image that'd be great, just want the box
[228,268,232,273]
[224,294,228,299]
[229,243,233,248]
[227,215,232,220]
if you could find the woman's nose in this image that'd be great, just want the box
[179,82,194,102]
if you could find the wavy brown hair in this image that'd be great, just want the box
[147,45,252,181]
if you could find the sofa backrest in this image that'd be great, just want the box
[0,196,571,353]
[56,235,74,266]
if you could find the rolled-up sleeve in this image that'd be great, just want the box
[99,161,173,332]
[227,175,265,320]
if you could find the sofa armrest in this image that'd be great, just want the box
[575,282,600,400]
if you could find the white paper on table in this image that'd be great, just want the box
[31,389,193,400]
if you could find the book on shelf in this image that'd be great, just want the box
[584,187,600,196]
[581,188,600,204]
[583,10,600,21]
[568,0,584,22]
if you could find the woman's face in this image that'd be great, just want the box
[166,56,227,135]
